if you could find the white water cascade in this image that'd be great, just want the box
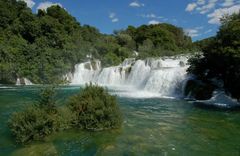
[16,78,33,85]
[66,56,190,98]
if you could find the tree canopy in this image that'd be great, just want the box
[0,0,194,84]
[188,12,240,100]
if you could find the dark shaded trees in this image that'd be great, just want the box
[188,12,240,100]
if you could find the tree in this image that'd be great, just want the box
[188,12,240,100]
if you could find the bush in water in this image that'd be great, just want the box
[8,105,61,144]
[8,86,63,144]
[8,85,122,144]
[68,83,122,131]
[37,86,58,113]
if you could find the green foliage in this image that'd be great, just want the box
[68,84,122,131]
[8,85,122,144]
[38,86,57,113]
[8,86,62,144]
[0,0,194,84]
[102,52,122,67]
[194,37,215,51]
[8,105,61,144]
[0,1,85,84]
[116,33,136,50]
[122,23,194,57]
[188,12,240,100]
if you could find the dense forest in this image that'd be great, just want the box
[0,0,194,84]
[189,12,240,100]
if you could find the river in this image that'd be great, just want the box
[0,86,240,156]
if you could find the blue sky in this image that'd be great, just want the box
[22,0,240,41]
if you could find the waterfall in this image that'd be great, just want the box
[16,78,33,85]
[67,56,190,98]
[16,78,20,85]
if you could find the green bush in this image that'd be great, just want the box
[68,84,122,131]
[37,86,57,113]
[8,85,122,144]
[8,86,62,144]
[8,106,60,144]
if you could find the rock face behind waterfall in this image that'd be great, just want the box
[66,56,190,97]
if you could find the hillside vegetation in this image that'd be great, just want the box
[0,0,194,84]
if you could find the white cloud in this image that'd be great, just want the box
[129,1,145,7]
[18,0,35,8]
[109,12,119,23]
[184,28,200,37]
[207,5,240,24]
[186,0,218,14]
[141,13,156,18]
[37,2,62,11]
[199,0,218,14]
[185,26,204,37]
[109,13,116,18]
[204,29,213,34]
[186,0,240,25]
[186,3,197,11]
[222,0,234,7]
[148,20,160,25]
[140,13,163,19]
[112,18,119,23]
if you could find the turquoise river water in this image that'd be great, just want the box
[0,86,240,156]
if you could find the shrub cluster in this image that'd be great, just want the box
[8,106,60,143]
[8,86,61,143]
[8,85,122,144]
[68,84,122,131]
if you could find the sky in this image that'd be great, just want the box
[21,0,240,41]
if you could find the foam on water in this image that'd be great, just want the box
[195,90,240,108]
[0,86,11,89]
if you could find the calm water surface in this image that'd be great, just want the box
[0,86,240,156]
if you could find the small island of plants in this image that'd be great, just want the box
[8,84,122,144]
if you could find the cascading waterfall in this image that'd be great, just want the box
[16,78,33,85]
[67,56,190,98]
[69,61,101,84]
